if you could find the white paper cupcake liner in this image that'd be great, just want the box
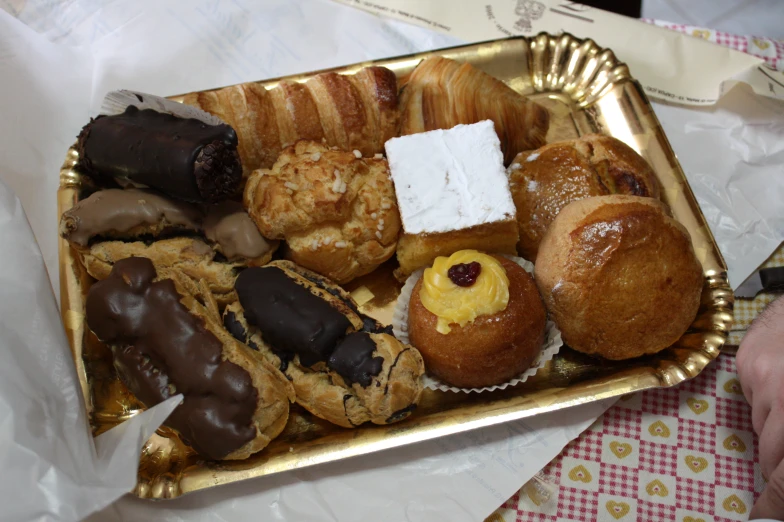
[392,255,563,394]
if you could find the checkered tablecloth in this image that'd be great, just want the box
[642,20,784,72]
[487,242,784,521]
[488,354,763,522]
[728,247,784,346]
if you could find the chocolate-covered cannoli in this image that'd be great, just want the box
[85,257,293,460]
[224,260,425,428]
[76,106,242,203]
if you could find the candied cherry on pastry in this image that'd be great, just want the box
[407,250,547,388]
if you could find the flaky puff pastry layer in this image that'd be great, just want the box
[182,66,398,177]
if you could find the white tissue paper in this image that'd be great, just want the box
[652,85,784,288]
[88,398,613,522]
[1,0,783,520]
[0,178,181,521]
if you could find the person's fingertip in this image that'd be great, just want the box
[751,458,784,519]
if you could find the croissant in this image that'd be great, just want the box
[182,66,399,175]
[399,56,550,165]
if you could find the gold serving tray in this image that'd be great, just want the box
[57,33,733,499]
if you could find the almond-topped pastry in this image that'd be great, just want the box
[407,250,546,388]
[385,120,519,278]
[508,134,661,260]
[244,140,400,284]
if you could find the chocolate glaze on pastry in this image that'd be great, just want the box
[235,266,352,367]
[60,188,202,246]
[224,260,425,428]
[223,261,425,428]
[203,201,271,260]
[85,257,258,460]
[285,261,392,335]
[223,310,251,345]
[61,188,276,280]
[76,106,242,203]
[328,332,384,387]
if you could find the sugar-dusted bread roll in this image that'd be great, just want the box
[509,134,661,261]
[534,195,703,360]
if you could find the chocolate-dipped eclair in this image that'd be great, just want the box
[224,260,425,428]
[76,106,242,203]
[79,237,241,307]
[60,189,275,265]
[85,257,294,460]
[60,189,277,301]
[202,200,274,266]
[60,188,202,246]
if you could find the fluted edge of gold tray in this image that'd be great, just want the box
[528,33,632,106]
[57,32,732,499]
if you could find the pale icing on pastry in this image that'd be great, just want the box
[61,188,202,246]
[203,201,271,260]
[384,120,516,235]
[419,250,509,334]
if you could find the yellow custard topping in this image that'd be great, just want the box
[419,250,510,334]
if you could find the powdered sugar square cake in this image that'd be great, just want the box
[385,120,519,276]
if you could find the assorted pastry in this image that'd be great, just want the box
[399,56,549,165]
[406,250,546,389]
[243,140,400,283]
[60,188,276,305]
[76,106,242,203]
[224,261,424,427]
[508,133,662,260]
[182,66,398,176]
[385,120,519,279]
[85,257,294,460]
[62,56,705,460]
[534,195,703,360]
